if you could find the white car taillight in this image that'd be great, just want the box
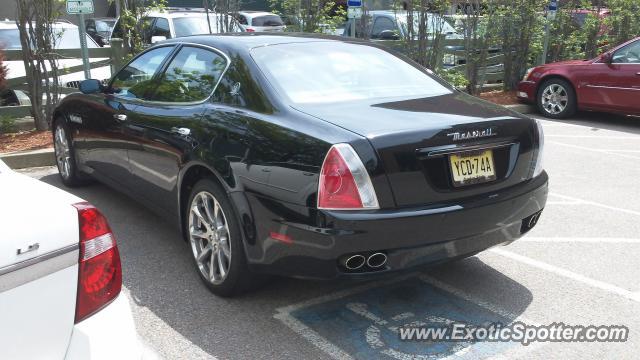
[72,202,122,323]
[317,144,379,210]
[532,119,545,178]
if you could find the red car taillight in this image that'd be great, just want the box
[246,28,255,32]
[317,144,379,210]
[72,202,122,323]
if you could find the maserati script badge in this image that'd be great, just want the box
[447,128,497,141]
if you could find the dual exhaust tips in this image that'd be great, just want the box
[342,252,387,271]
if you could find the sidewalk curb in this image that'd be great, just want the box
[0,148,55,169]
[505,104,537,115]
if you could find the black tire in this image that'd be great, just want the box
[185,178,256,297]
[536,78,576,119]
[52,119,87,187]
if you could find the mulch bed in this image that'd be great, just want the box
[478,90,519,105]
[0,130,52,153]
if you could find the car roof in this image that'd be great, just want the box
[160,33,354,52]
[0,20,78,30]
[239,11,277,17]
[146,9,218,18]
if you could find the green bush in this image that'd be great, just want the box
[0,117,17,134]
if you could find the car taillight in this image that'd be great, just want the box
[317,144,379,210]
[246,28,255,32]
[72,202,122,323]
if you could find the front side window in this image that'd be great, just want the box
[612,40,640,64]
[111,46,174,99]
[151,46,227,103]
[251,42,451,104]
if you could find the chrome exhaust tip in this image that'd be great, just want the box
[528,213,540,228]
[343,254,366,270]
[367,252,387,269]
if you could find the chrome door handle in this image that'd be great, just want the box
[113,114,127,122]
[171,127,191,136]
[636,72,640,76]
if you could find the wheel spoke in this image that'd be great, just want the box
[220,240,231,258]
[191,205,207,228]
[191,227,208,239]
[197,244,212,262]
[217,251,227,278]
[209,250,217,281]
[203,196,217,227]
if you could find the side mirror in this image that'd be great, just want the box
[79,79,102,94]
[150,35,167,44]
[600,52,612,64]
[379,30,400,41]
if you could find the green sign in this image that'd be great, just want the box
[66,0,94,14]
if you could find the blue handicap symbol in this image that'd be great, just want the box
[289,277,521,359]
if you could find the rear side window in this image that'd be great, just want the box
[151,46,227,103]
[252,15,283,27]
[111,46,174,99]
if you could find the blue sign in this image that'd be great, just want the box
[281,276,521,359]
[348,0,362,7]
[549,1,557,11]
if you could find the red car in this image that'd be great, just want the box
[517,36,640,118]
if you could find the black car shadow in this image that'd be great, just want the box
[38,173,534,359]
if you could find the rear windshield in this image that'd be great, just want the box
[251,42,451,104]
[252,15,283,27]
[173,16,238,37]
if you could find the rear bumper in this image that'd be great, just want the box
[517,81,537,103]
[245,173,548,279]
[65,293,158,360]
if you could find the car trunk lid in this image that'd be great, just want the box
[293,92,537,207]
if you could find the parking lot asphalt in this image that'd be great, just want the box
[21,111,640,359]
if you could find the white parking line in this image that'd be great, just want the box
[490,248,640,303]
[521,237,640,244]
[545,135,640,140]
[550,193,640,217]
[547,141,640,160]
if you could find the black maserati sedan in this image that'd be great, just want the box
[52,34,547,296]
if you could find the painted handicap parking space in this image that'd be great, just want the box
[276,274,536,360]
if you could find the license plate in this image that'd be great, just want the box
[449,150,496,187]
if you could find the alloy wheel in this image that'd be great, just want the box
[54,126,71,179]
[188,191,232,285]
[541,83,569,115]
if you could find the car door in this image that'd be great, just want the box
[581,40,640,112]
[607,40,640,113]
[124,45,228,214]
[82,45,176,186]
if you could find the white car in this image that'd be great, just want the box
[0,160,149,360]
[112,8,243,45]
[0,21,112,106]
[236,11,285,32]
